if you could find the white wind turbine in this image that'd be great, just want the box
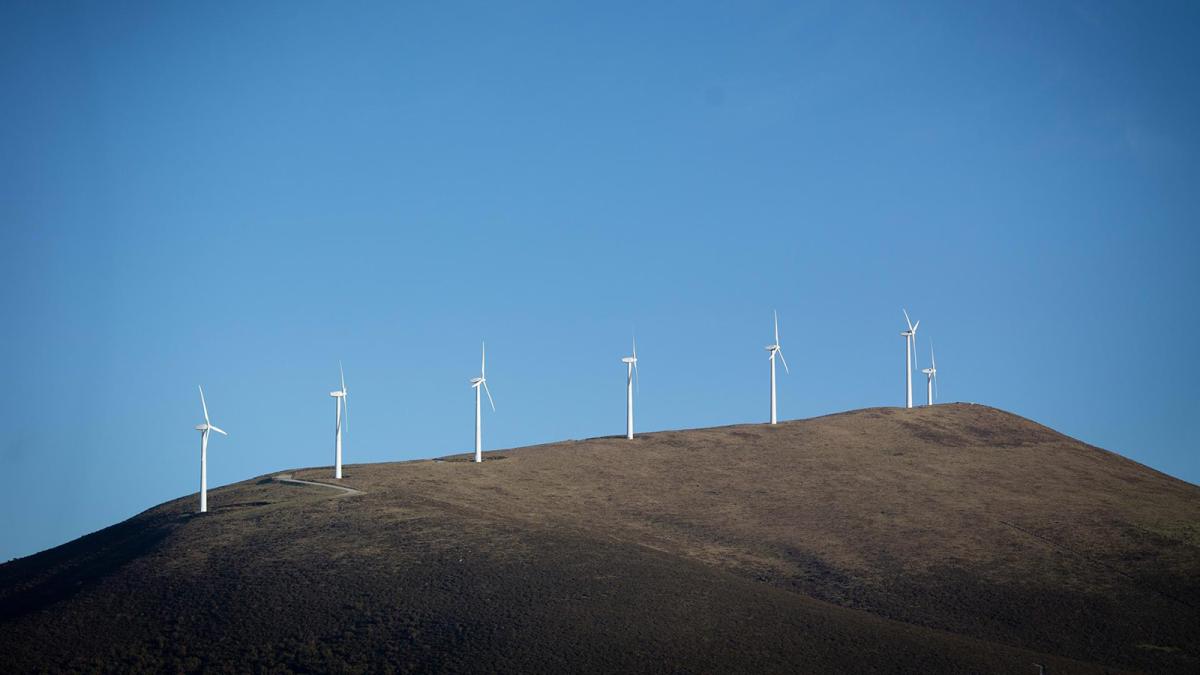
[194,386,227,514]
[469,342,495,463]
[765,310,789,424]
[921,343,938,406]
[901,308,920,408]
[621,337,640,439]
[329,362,349,479]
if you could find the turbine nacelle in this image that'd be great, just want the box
[621,356,637,364]
[195,422,227,435]
[329,390,346,398]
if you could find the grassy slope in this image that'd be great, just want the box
[0,404,1196,673]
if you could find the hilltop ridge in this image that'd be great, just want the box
[1,404,1197,673]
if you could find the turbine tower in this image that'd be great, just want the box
[621,337,640,439]
[329,362,349,479]
[921,343,938,406]
[470,342,495,463]
[765,310,789,424]
[901,309,920,408]
[194,386,227,514]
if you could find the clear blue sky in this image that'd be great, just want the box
[2,1,1197,561]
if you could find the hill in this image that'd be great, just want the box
[1,404,1197,673]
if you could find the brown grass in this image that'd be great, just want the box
[0,404,1196,673]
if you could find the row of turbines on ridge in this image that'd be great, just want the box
[192,309,941,513]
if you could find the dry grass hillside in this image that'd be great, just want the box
[1,404,1197,673]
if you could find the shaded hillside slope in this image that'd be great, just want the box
[1,404,1197,673]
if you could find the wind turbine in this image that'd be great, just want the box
[901,309,920,408]
[621,337,639,439]
[194,386,227,514]
[470,342,495,463]
[765,310,789,424]
[329,362,349,479]
[921,343,938,406]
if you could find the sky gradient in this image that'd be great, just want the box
[2,1,1198,561]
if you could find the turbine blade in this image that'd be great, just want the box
[209,425,227,436]
[931,342,936,369]
[633,335,639,393]
[902,308,913,331]
[342,393,349,432]
[199,386,210,426]
[912,319,919,333]
[774,309,780,345]
[483,380,496,412]
[481,341,486,378]
[339,360,346,394]
[933,371,939,402]
[777,347,790,374]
